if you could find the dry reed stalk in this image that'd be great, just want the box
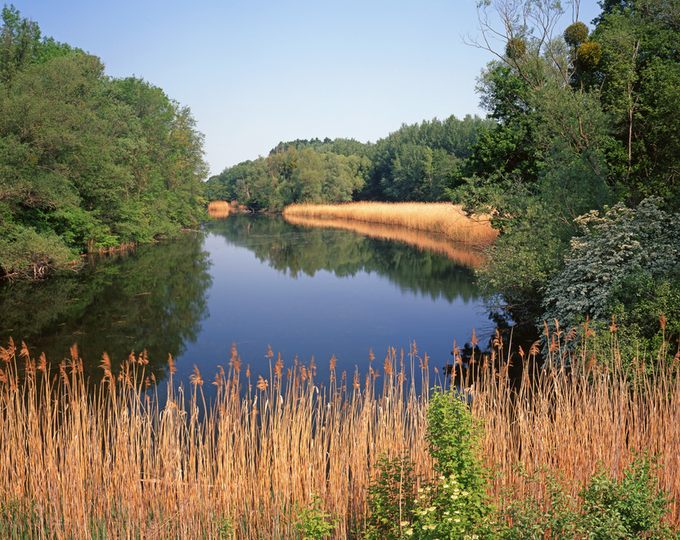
[284,214,485,269]
[208,200,231,218]
[283,202,498,246]
[469,330,680,527]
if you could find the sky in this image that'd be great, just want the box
[11,0,602,177]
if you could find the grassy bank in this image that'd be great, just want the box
[283,202,498,246]
[0,329,677,538]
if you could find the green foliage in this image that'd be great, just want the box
[406,474,485,540]
[542,198,680,338]
[215,515,235,539]
[0,7,208,278]
[580,456,677,539]
[495,456,678,539]
[364,389,492,539]
[364,454,417,540]
[609,271,680,356]
[592,1,680,207]
[426,389,491,526]
[505,37,526,59]
[577,41,602,71]
[206,115,490,209]
[0,224,76,278]
[0,496,42,538]
[465,0,680,326]
[294,494,339,540]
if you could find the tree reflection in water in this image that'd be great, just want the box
[0,233,212,386]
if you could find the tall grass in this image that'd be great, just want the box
[283,202,498,246]
[0,326,678,538]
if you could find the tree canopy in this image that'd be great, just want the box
[205,115,491,211]
[0,5,208,278]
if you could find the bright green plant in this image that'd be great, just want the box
[215,515,235,539]
[406,473,485,540]
[581,456,678,540]
[294,493,339,540]
[426,388,491,528]
[364,389,492,539]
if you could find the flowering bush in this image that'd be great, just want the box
[541,197,680,360]
[401,474,481,540]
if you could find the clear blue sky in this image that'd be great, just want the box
[11,0,601,177]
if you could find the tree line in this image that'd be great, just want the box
[0,5,208,278]
[204,115,493,210]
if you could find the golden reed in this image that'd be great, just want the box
[208,201,232,218]
[283,202,498,246]
[0,327,677,538]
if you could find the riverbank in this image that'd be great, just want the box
[1,323,677,538]
[283,202,498,246]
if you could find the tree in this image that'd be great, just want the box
[0,7,208,278]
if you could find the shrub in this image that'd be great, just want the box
[294,493,338,540]
[364,389,492,539]
[0,225,76,278]
[581,456,677,540]
[363,454,417,540]
[541,197,680,354]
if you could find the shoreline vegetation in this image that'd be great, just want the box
[1,325,677,538]
[283,202,498,247]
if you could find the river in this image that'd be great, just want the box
[0,214,496,402]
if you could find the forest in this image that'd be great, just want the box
[0,5,208,279]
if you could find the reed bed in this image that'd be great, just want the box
[284,213,484,269]
[283,202,498,246]
[208,201,233,218]
[0,328,678,538]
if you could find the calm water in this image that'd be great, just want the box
[0,214,495,400]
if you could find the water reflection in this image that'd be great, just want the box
[207,214,479,303]
[0,233,212,384]
[284,214,484,269]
